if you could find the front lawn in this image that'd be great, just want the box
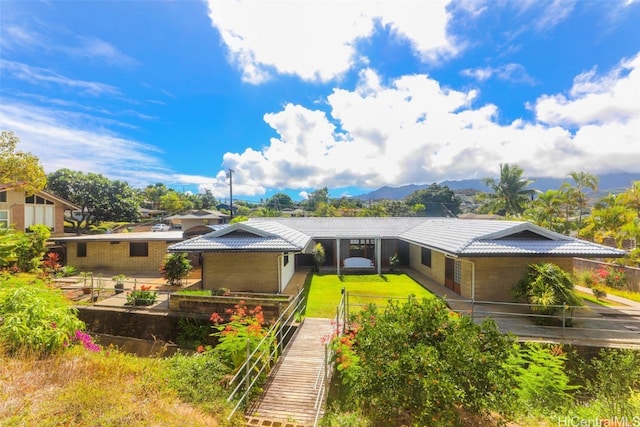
[304,273,435,318]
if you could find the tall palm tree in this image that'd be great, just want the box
[481,163,536,216]
[563,171,599,229]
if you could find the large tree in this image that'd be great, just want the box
[479,163,536,216]
[0,130,46,195]
[265,192,294,210]
[47,169,140,234]
[405,183,461,217]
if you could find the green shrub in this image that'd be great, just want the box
[160,252,193,286]
[585,348,640,417]
[504,343,577,415]
[176,317,212,349]
[331,297,517,425]
[0,278,85,356]
[513,263,582,324]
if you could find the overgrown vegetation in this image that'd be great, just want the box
[325,297,640,426]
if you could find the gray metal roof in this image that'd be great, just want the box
[399,218,626,257]
[251,217,428,239]
[168,221,312,253]
[53,230,184,242]
[167,217,626,258]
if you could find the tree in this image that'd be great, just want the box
[0,130,46,195]
[265,193,294,210]
[523,189,567,234]
[405,183,461,217]
[479,163,536,216]
[306,187,329,211]
[47,169,140,234]
[312,243,326,272]
[562,171,599,229]
[141,183,171,210]
[159,191,193,213]
[0,225,50,272]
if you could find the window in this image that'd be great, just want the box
[24,194,55,231]
[421,247,432,268]
[349,239,374,258]
[0,210,8,229]
[0,191,6,202]
[77,242,87,258]
[454,260,462,284]
[130,242,148,257]
[283,253,289,266]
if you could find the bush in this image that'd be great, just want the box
[126,285,158,306]
[594,266,628,290]
[504,343,577,415]
[331,297,517,425]
[513,263,582,324]
[160,252,193,286]
[0,278,86,356]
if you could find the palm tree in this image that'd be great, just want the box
[524,189,565,233]
[563,171,599,229]
[480,163,536,216]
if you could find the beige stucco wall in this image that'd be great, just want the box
[202,252,280,293]
[65,240,171,272]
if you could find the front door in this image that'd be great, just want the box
[444,257,461,294]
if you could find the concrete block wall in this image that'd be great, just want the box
[203,252,280,293]
[468,256,574,302]
[65,240,170,272]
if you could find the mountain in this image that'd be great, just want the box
[356,172,640,201]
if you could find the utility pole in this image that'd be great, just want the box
[227,169,234,220]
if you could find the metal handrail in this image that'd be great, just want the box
[226,288,306,420]
[312,288,346,426]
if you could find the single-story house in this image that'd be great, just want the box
[52,230,184,273]
[167,217,626,301]
[165,209,229,230]
[0,184,79,236]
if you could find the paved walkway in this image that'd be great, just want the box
[403,269,640,349]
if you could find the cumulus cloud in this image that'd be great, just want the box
[205,0,456,83]
[210,55,639,195]
[534,52,640,126]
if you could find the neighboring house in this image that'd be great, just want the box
[52,231,184,273]
[165,209,229,231]
[0,184,79,236]
[168,217,625,301]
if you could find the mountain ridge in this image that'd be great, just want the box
[355,172,640,201]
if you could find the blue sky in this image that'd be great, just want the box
[1,0,639,202]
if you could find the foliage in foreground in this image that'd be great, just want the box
[330,297,518,426]
[326,295,640,426]
[0,275,85,356]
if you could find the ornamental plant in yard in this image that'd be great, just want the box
[593,265,628,289]
[126,285,158,306]
[209,301,273,372]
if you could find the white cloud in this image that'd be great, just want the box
[461,63,536,84]
[1,61,122,97]
[212,59,639,195]
[205,0,455,83]
[0,101,170,189]
[534,52,640,126]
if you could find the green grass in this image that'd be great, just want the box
[577,290,617,307]
[304,273,435,318]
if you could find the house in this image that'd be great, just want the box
[165,209,229,231]
[167,217,626,301]
[52,230,184,273]
[0,184,79,236]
